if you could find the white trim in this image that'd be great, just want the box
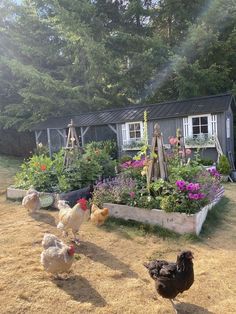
[226,117,230,138]
[122,121,144,144]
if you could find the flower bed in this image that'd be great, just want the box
[104,186,224,235]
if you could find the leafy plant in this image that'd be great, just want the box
[217,155,231,175]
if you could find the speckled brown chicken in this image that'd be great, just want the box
[144,250,194,313]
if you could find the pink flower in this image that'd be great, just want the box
[185,148,192,155]
[169,136,178,146]
[129,191,135,199]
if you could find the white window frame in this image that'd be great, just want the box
[121,121,144,149]
[183,114,217,148]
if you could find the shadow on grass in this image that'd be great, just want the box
[77,240,139,278]
[176,302,214,314]
[200,196,231,238]
[54,274,106,306]
[101,217,179,240]
[29,210,56,227]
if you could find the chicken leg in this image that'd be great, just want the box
[72,230,80,245]
[169,299,178,314]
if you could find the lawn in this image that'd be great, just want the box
[0,157,236,314]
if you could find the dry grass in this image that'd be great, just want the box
[0,161,236,314]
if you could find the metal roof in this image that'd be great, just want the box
[32,93,234,130]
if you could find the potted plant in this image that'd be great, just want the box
[217,155,231,182]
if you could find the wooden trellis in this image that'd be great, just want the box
[147,123,168,185]
[64,119,81,167]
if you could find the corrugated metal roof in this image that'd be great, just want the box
[32,93,234,130]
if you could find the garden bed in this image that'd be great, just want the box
[104,186,224,235]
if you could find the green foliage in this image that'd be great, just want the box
[83,143,117,178]
[217,155,231,175]
[14,154,57,192]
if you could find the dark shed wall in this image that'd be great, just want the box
[0,129,35,157]
[83,125,117,144]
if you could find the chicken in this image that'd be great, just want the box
[22,188,41,212]
[59,185,94,207]
[144,250,194,313]
[90,204,109,226]
[40,235,75,278]
[42,233,64,250]
[57,198,90,244]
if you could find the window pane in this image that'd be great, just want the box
[129,131,135,138]
[134,124,140,131]
[201,117,208,125]
[192,118,199,126]
[201,125,208,134]
[129,124,135,131]
[193,126,200,134]
[136,131,141,138]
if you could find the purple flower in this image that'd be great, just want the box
[186,183,200,192]
[176,180,186,191]
[188,192,206,200]
[208,168,220,178]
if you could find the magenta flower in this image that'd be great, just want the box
[176,180,186,190]
[186,183,200,192]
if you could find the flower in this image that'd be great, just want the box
[185,148,192,155]
[186,183,200,192]
[40,164,47,171]
[188,192,205,200]
[169,136,178,146]
[176,180,186,190]
[129,191,135,199]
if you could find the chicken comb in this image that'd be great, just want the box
[77,198,87,209]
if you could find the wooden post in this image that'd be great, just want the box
[64,120,81,167]
[147,123,168,185]
[47,128,52,158]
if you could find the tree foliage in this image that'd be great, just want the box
[0,0,235,130]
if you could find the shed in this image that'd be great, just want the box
[32,93,236,163]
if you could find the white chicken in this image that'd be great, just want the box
[40,234,75,278]
[22,188,41,212]
[42,233,64,250]
[57,198,90,244]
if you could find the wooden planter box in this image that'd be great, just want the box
[104,187,224,235]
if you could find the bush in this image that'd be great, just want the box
[217,155,231,175]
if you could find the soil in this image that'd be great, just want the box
[0,163,236,314]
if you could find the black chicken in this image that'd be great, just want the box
[144,250,194,313]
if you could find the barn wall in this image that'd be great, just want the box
[83,125,117,144]
[0,129,36,157]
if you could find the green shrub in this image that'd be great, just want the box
[217,155,231,175]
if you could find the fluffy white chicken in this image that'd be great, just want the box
[57,198,90,244]
[42,233,64,250]
[22,188,41,212]
[40,235,75,278]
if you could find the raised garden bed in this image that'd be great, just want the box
[104,186,224,235]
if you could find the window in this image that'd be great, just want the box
[192,116,208,138]
[121,121,143,148]
[183,114,217,147]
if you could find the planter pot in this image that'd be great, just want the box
[104,187,224,235]
[231,171,236,182]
